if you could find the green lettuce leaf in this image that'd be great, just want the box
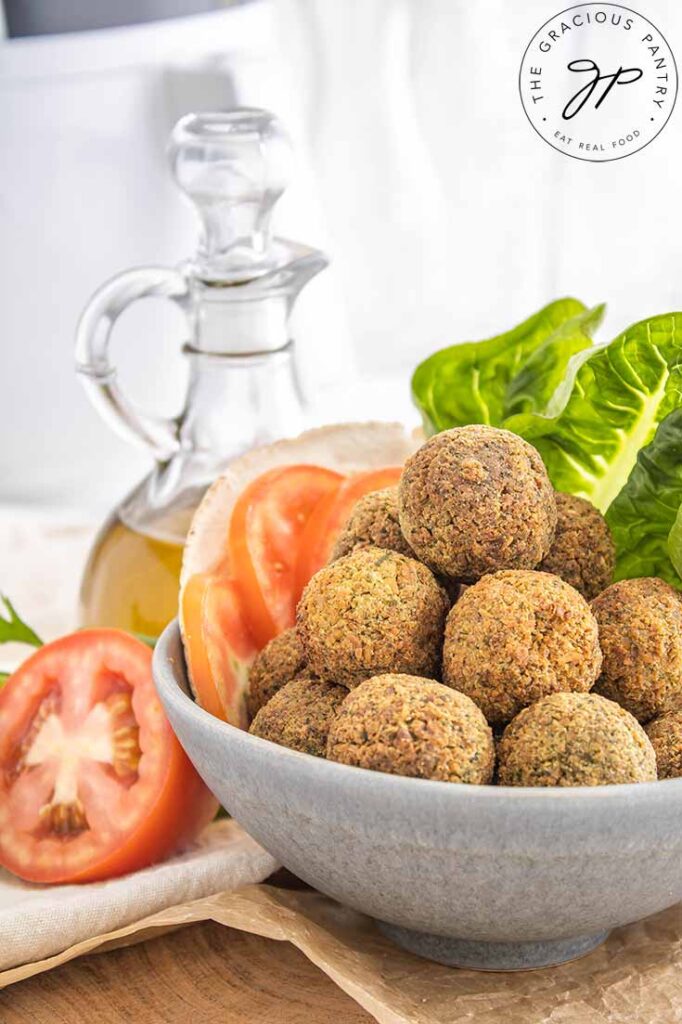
[512,313,682,512]
[605,408,682,587]
[503,305,606,426]
[668,505,682,583]
[412,298,589,434]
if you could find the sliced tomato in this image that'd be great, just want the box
[0,630,217,884]
[181,572,255,727]
[229,465,343,647]
[294,467,403,593]
[182,462,405,728]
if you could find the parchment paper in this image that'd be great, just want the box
[3,881,681,1023]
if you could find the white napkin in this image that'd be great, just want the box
[0,512,279,975]
[0,820,278,972]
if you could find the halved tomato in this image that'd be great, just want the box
[0,630,217,884]
[181,573,255,727]
[229,465,343,648]
[294,467,403,593]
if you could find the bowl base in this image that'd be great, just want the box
[377,922,609,971]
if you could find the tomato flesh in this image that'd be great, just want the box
[294,467,403,593]
[229,465,343,647]
[0,630,217,884]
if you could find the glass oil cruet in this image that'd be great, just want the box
[76,109,327,636]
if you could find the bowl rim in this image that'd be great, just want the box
[154,619,682,805]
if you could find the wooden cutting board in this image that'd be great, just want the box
[0,920,373,1024]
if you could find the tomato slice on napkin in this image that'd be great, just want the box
[0,629,217,884]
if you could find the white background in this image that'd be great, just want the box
[0,0,679,511]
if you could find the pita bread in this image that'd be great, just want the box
[179,422,418,712]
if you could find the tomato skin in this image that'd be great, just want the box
[0,630,217,885]
[294,467,403,594]
[181,573,255,727]
[229,465,343,647]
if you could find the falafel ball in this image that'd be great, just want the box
[297,546,449,688]
[645,710,682,779]
[249,677,346,757]
[539,493,615,599]
[326,674,494,783]
[591,577,682,722]
[442,570,602,725]
[246,628,307,720]
[497,692,657,786]
[398,425,557,581]
[330,487,413,561]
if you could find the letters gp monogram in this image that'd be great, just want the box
[519,4,677,162]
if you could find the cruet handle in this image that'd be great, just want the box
[75,266,189,461]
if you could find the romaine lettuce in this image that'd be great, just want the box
[514,313,682,512]
[606,408,682,586]
[412,304,682,589]
[668,503,682,583]
[412,298,591,435]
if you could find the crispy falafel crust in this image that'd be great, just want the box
[442,570,602,725]
[326,674,494,783]
[591,577,682,722]
[249,677,346,757]
[246,628,308,720]
[398,425,557,581]
[497,692,657,786]
[539,493,615,599]
[330,487,413,561]
[297,546,449,688]
[645,710,682,779]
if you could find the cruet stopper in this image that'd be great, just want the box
[168,109,294,284]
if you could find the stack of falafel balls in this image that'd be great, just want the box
[248,425,682,787]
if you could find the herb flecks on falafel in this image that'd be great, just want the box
[497,692,657,787]
[645,709,682,779]
[443,570,602,725]
[297,546,449,689]
[327,674,494,783]
[246,627,308,720]
[249,677,346,757]
[330,487,413,561]
[398,425,557,582]
[592,577,682,722]
[540,492,615,599]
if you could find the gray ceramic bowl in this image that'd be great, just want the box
[154,621,682,971]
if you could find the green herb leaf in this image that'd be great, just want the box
[0,595,42,648]
[133,632,158,649]
[411,298,589,435]
[604,408,682,587]
[0,671,9,688]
